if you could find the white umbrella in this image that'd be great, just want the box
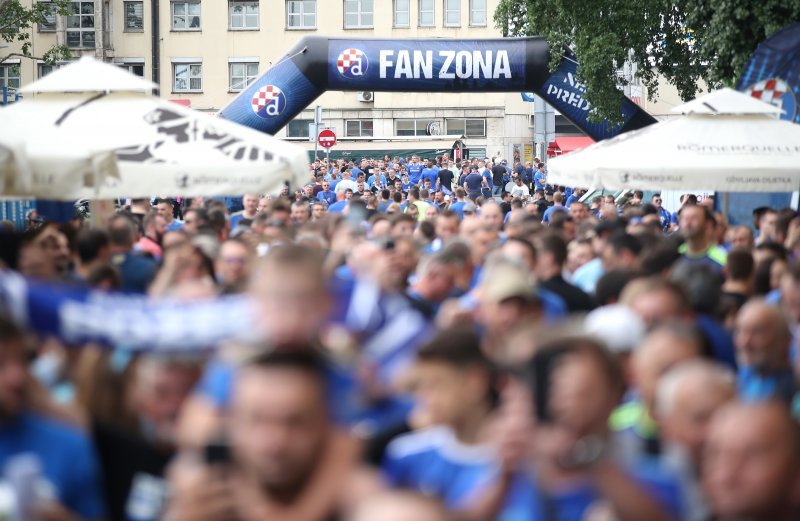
[0,58,309,200]
[20,55,157,94]
[547,88,800,192]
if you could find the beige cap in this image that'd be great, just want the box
[481,264,536,303]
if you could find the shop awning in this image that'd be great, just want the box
[547,136,595,156]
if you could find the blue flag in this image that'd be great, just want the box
[737,23,800,124]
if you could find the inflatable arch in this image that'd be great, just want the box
[219,37,656,142]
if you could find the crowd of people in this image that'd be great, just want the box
[1,152,799,521]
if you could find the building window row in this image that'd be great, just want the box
[396,118,486,136]
[283,117,486,138]
[34,0,485,35]
[395,0,486,28]
[170,61,260,93]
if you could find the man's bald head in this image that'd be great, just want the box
[734,300,792,372]
[704,401,800,520]
[656,360,736,468]
[632,322,705,415]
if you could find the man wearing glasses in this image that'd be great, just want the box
[652,193,671,233]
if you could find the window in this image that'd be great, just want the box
[286,118,313,138]
[286,0,315,29]
[469,0,486,25]
[37,2,57,32]
[418,0,434,26]
[124,1,144,31]
[38,63,59,78]
[346,119,373,137]
[173,62,202,92]
[444,0,460,26]
[172,1,200,30]
[395,119,436,136]
[66,1,95,48]
[229,62,258,91]
[117,62,145,77]
[0,65,21,91]
[393,0,409,27]
[344,0,372,28]
[445,118,486,137]
[229,1,258,29]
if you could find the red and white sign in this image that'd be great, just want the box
[317,128,337,148]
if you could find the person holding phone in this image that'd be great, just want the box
[473,337,683,521]
[166,351,373,521]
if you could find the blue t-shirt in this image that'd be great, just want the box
[738,366,797,404]
[0,412,105,520]
[328,200,348,213]
[450,201,467,219]
[572,257,604,295]
[112,253,156,294]
[408,164,424,185]
[166,220,184,232]
[542,205,567,223]
[382,426,497,508]
[464,173,483,194]
[500,460,683,521]
[229,212,247,229]
[317,190,337,206]
[197,358,413,434]
[367,174,387,189]
[565,194,579,208]
[534,172,547,190]
[421,168,438,187]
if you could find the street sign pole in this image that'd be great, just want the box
[313,105,322,161]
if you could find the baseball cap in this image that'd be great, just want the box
[584,304,645,353]
[480,264,537,303]
[463,202,477,214]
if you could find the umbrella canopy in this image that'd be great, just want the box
[21,56,157,94]
[0,58,309,200]
[547,88,800,192]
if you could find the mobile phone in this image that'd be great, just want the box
[203,441,232,466]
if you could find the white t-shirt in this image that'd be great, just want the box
[510,184,530,199]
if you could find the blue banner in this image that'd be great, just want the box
[218,36,656,142]
[221,57,323,135]
[539,54,642,140]
[737,23,800,124]
[326,39,528,91]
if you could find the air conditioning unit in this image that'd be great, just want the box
[357,91,374,103]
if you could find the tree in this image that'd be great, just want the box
[0,0,71,65]
[495,0,800,123]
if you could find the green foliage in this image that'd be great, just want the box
[495,0,800,123]
[0,0,71,64]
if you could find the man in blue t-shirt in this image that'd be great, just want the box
[407,156,424,186]
[542,192,568,224]
[317,180,337,206]
[463,166,484,201]
[420,159,438,189]
[382,330,498,509]
[533,164,547,191]
[0,317,105,520]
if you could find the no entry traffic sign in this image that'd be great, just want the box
[317,128,337,148]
